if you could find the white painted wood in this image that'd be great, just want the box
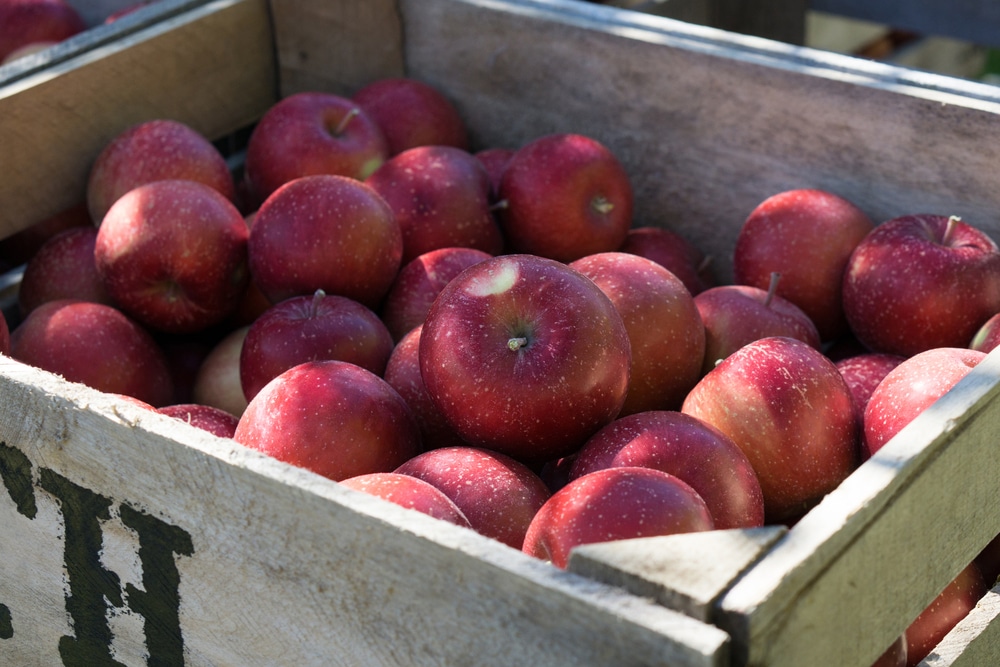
[920,586,1000,666]
[0,357,728,666]
[567,527,787,621]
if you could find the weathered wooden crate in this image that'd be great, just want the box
[2,0,1000,665]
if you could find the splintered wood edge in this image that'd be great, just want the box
[0,356,730,666]
[919,585,1000,667]
[715,349,1000,667]
[567,526,788,622]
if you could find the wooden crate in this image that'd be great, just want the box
[2,0,1000,665]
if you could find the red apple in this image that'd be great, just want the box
[192,325,249,418]
[871,635,907,667]
[419,254,631,464]
[239,290,395,403]
[383,326,468,450]
[351,77,469,155]
[247,174,402,309]
[0,0,85,63]
[522,466,714,569]
[569,411,765,529]
[18,225,113,316]
[733,188,874,341]
[694,273,821,375]
[843,214,1000,357]
[365,145,504,265]
[394,446,551,549]
[243,92,388,205]
[339,472,472,528]
[863,347,987,458]
[969,312,1000,353]
[10,299,174,406]
[496,133,633,262]
[905,563,986,666]
[233,360,421,482]
[618,226,716,296]
[94,179,250,334]
[157,403,240,439]
[681,336,859,524]
[569,251,705,414]
[86,118,236,224]
[474,147,515,201]
[834,352,906,433]
[156,331,217,405]
[380,246,493,342]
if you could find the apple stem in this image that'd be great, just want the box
[508,337,528,351]
[942,215,962,246]
[764,272,781,308]
[333,108,360,136]
[592,196,614,215]
[310,289,326,317]
[697,255,713,275]
[491,199,509,212]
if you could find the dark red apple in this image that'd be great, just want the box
[87,118,236,224]
[10,299,174,406]
[618,226,716,296]
[247,174,402,309]
[382,326,468,450]
[569,411,764,529]
[569,251,705,414]
[474,147,515,201]
[694,273,821,375]
[834,352,906,433]
[243,92,388,204]
[863,347,987,458]
[871,634,907,667]
[351,77,469,155]
[905,563,986,666]
[94,179,250,334]
[0,310,10,356]
[339,472,472,528]
[419,254,631,464]
[843,214,1000,357]
[496,133,633,262]
[733,188,874,341]
[158,403,240,439]
[969,312,1000,353]
[682,336,859,524]
[18,225,113,316]
[239,290,395,402]
[380,246,493,342]
[0,0,84,63]
[233,360,421,482]
[394,446,551,549]
[522,466,714,569]
[365,145,504,265]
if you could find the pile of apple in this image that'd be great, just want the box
[6,76,1000,667]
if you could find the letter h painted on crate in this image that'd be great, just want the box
[0,442,194,666]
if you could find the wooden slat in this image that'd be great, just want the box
[0,357,729,666]
[396,0,1000,284]
[0,0,276,240]
[920,586,1000,666]
[809,0,1000,48]
[715,350,1000,667]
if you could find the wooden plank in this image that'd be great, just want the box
[0,356,729,666]
[920,586,1000,666]
[809,0,1000,48]
[709,0,807,44]
[268,0,405,98]
[715,349,1000,667]
[0,0,276,240]
[397,0,1000,284]
[567,527,787,622]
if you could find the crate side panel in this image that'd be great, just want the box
[268,0,405,97]
[0,358,728,667]
[399,0,1000,283]
[0,0,276,240]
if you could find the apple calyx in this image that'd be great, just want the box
[764,271,782,308]
[508,336,529,351]
[591,195,614,216]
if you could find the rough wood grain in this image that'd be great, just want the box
[0,357,729,666]
[920,586,1000,666]
[716,350,1000,667]
[0,0,275,239]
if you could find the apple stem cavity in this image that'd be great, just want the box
[764,272,782,308]
[333,108,361,136]
[942,215,962,246]
[508,336,529,351]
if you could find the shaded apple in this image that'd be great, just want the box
[904,563,986,666]
[351,77,469,155]
[18,225,113,316]
[192,325,250,418]
[234,360,421,482]
[474,147,515,202]
[394,446,551,549]
[618,225,716,296]
[158,403,241,439]
[0,0,84,63]
[969,311,1000,353]
[834,352,906,436]
[522,466,714,569]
